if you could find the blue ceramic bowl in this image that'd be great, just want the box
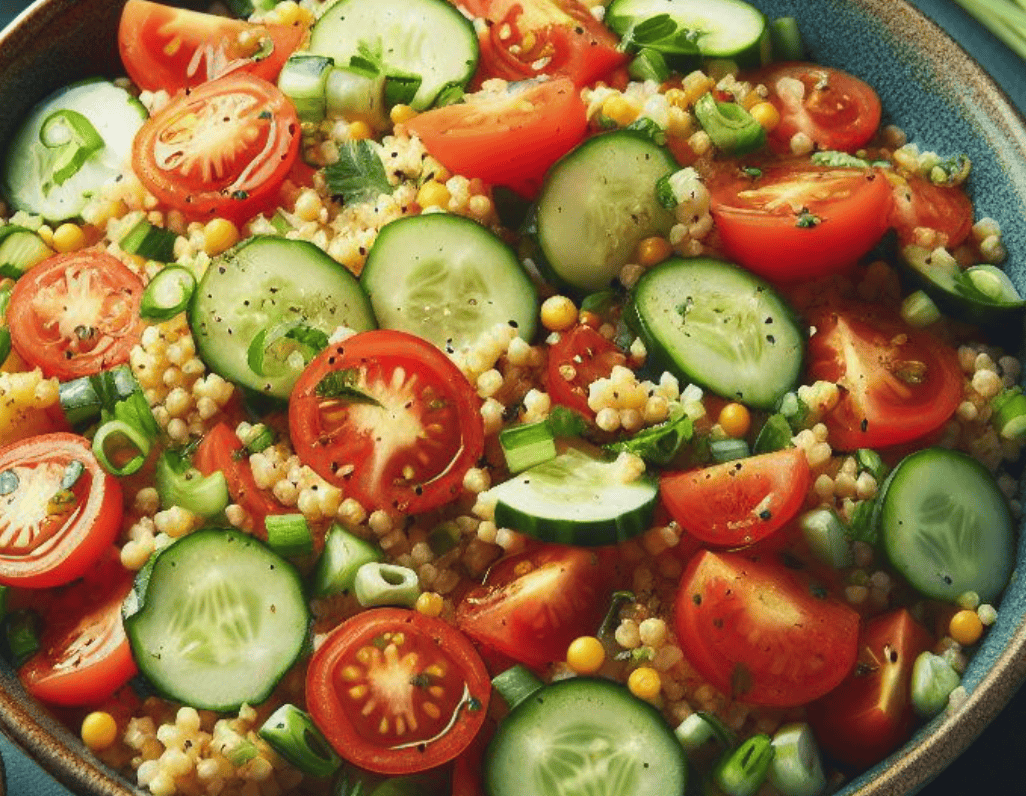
[0,1,1025,795]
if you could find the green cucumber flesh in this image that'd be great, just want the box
[361,214,537,353]
[534,130,677,294]
[0,226,54,279]
[2,78,146,222]
[189,236,375,399]
[123,529,309,712]
[627,256,804,409]
[484,677,688,796]
[307,0,477,111]
[488,448,658,546]
[876,447,1014,603]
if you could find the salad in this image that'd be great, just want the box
[0,0,1023,795]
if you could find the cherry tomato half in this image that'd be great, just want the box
[306,607,491,775]
[7,251,145,381]
[132,72,300,224]
[889,173,975,249]
[543,324,627,420]
[674,549,860,707]
[289,330,484,514]
[0,433,123,588]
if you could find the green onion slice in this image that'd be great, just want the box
[258,704,341,778]
[694,92,766,155]
[247,319,329,378]
[992,387,1026,441]
[499,421,557,474]
[38,109,105,187]
[154,451,229,517]
[265,513,314,558]
[92,419,152,477]
[141,266,196,321]
[121,219,178,263]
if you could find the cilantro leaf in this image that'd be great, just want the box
[323,140,394,206]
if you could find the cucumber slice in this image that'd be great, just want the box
[123,529,310,712]
[2,78,146,222]
[606,0,770,68]
[189,236,375,399]
[487,448,658,546]
[876,447,1015,603]
[307,0,478,111]
[0,225,54,279]
[485,676,688,796]
[626,257,805,409]
[361,214,537,353]
[533,130,677,294]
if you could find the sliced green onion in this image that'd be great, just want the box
[847,498,878,547]
[626,116,666,146]
[675,711,736,757]
[247,320,329,378]
[911,651,961,718]
[962,264,1025,304]
[952,0,1026,61]
[154,451,229,517]
[427,520,461,556]
[605,406,693,465]
[3,609,41,668]
[799,508,854,569]
[270,210,293,235]
[258,704,341,777]
[120,218,177,262]
[545,405,587,438]
[92,419,152,476]
[901,289,942,328]
[992,387,1026,441]
[767,723,826,796]
[241,424,276,455]
[752,413,793,454]
[58,365,141,428]
[775,391,809,430]
[854,448,889,482]
[312,523,383,597]
[278,53,335,124]
[60,459,85,490]
[140,265,196,321]
[492,665,544,712]
[113,390,159,438]
[629,48,671,82]
[500,421,557,474]
[713,733,775,796]
[694,92,766,155]
[265,514,315,558]
[769,16,806,60]
[353,562,420,608]
[38,108,104,186]
[710,437,750,463]
[225,738,260,767]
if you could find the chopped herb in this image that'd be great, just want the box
[323,139,395,206]
[315,368,381,406]
[796,212,822,228]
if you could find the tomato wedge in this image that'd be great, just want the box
[132,72,300,224]
[707,161,893,282]
[889,173,975,248]
[661,448,811,548]
[0,433,123,588]
[306,608,491,775]
[674,549,860,707]
[806,301,964,451]
[118,0,304,93]
[808,609,934,769]
[455,543,613,669]
[543,324,627,420]
[289,330,484,514]
[405,78,588,199]
[746,62,882,154]
[7,251,145,380]
[20,548,137,706]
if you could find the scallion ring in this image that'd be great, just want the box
[140,265,196,321]
[92,419,152,477]
[246,319,329,378]
[38,109,105,187]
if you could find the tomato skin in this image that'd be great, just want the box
[7,251,145,381]
[405,79,588,199]
[747,62,882,154]
[456,544,613,669]
[20,549,137,706]
[707,162,893,282]
[808,609,934,769]
[661,448,811,547]
[306,608,491,775]
[0,433,123,588]
[543,324,627,420]
[118,0,304,94]
[674,549,860,707]
[193,422,286,538]
[806,301,963,451]
[132,73,301,224]
[290,330,484,515]
[889,173,974,248]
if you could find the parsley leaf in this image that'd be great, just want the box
[314,368,381,406]
[323,140,394,206]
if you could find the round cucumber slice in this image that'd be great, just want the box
[877,448,1014,603]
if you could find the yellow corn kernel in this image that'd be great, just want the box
[718,402,752,439]
[202,218,240,256]
[663,87,688,109]
[348,120,374,141]
[627,666,662,701]
[390,104,418,125]
[540,295,578,332]
[416,180,451,210]
[749,101,782,132]
[415,591,444,617]
[81,711,119,751]
[949,609,984,646]
[51,223,88,253]
[293,189,323,223]
[269,0,303,25]
[681,71,715,105]
[566,636,606,675]
[635,236,673,268]
[601,95,639,127]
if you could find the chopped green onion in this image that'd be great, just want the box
[270,210,293,235]
[140,266,196,321]
[847,498,878,547]
[776,391,809,430]
[713,733,775,796]
[911,650,961,718]
[901,289,942,328]
[427,521,461,555]
[60,459,85,490]
[545,405,588,438]
[154,451,229,517]
[92,419,152,477]
[675,711,736,757]
[694,92,766,155]
[628,48,671,83]
[278,53,335,124]
[112,390,159,439]
[247,320,329,379]
[3,609,41,668]
[353,562,420,608]
[799,508,854,568]
[265,514,315,558]
[312,523,383,597]
[768,723,827,796]
[952,0,1026,61]
[120,218,178,262]
[58,365,141,428]
[709,437,750,463]
[769,16,806,60]
[992,387,1026,441]
[752,413,793,454]
[491,665,544,712]
[258,704,341,777]
[241,424,276,455]
[500,421,557,474]
[38,108,104,187]
[854,448,888,482]
[962,264,1025,305]
[605,406,693,465]
[224,737,260,767]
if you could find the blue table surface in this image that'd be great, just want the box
[1,0,1025,794]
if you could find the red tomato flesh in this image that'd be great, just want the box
[543,324,627,420]
[889,173,975,248]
